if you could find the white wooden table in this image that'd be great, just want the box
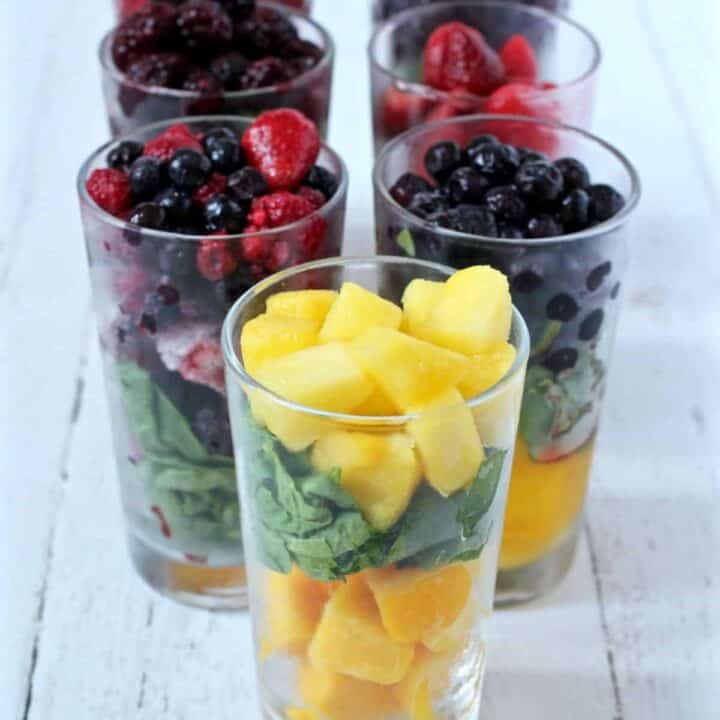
[3,1,719,718]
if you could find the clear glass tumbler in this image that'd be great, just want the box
[101,3,333,137]
[115,1,314,21]
[369,0,599,153]
[373,115,641,604]
[77,116,348,610]
[222,256,529,719]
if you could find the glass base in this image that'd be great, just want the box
[494,524,580,607]
[128,533,248,611]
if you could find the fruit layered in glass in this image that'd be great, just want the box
[116,0,313,21]
[77,111,347,609]
[374,115,641,603]
[101,1,333,137]
[369,0,598,153]
[223,257,529,719]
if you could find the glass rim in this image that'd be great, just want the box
[221,255,531,425]
[367,0,602,104]
[76,114,349,243]
[99,1,335,101]
[373,112,642,247]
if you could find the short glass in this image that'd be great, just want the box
[368,0,599,153]
[77,116,348,610]
[100,3,333,137]
[373,115,641,604]
[222,256,529,720]
[115,1,314,20]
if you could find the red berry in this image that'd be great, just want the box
[143,123,203,161]
[499,35,538,83]
[177,0,233,52]
[111,2,179,71]
[299,216,327,260]
[151,506,172,538]
[193,172,228,203]
[240,234,270,263]
[380,86,432,135]
[265,240,291,272]
[297,185,326,209]
[196,238,238,280]
[179,338,225,393]
[241,109,321,191]
[247,191,317,230]
[423,22,505,96]
[86,169,133,216]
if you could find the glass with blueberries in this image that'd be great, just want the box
[77,112,347,609]
[374,114,641,604]
[101,0,333,137]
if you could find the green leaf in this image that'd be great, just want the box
[395,229,416,257]
[457,450,506,538]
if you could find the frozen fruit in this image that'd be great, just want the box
[235,6,297,58]
[484,81,551,120]
[555,157,590,191]
[128,201,167,229]
[401,279,444,336]
[458,342,517,399]
[196,237,239,279]
[578,308,604,341]
[543,347,578,373]
[470,142,520,183]
[126,52,188,87]
[86,168,133,216]
[107,140,144,169]
[204,194,247,232]
[129,156,165,200]
[227,166,269,205]
[177,0,233,52]
[265,289,338,322]
[247,191,317,230]
[546,293,579,322]
[303,165,339,200]
[169,148,213,190]
[381,86,432,136]
[585,261,612,292]
[515,160,564,203]
[392,648,452,716]
[156,188,200,228]
[408,191,450,219]
[588,184,625,222]
[389,173,434,208]
[297,185,326,209]
[483,185,528,225]
[208,51,248,88]
[558,188,590,230]
[424,141,462,183]
[445,167,489,205]
[143,123,203,161]
[499,34,538,82]
[205,138,243,175]
[111,2,180,71]
[193,171,228,204]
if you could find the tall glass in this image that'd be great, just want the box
[373,116,641,604]
[222,257,529,719]
[369,0,600,153]
[77,116,348,610]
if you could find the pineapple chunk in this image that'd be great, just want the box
[401,279,444,336]
[320,282,403,342]
[422,597,477,653]
[352,385,399,416]
[308,577,415,685]
[392,648,452,717]
[286,709,320,720]
[240,313,320,375]
[458,342,517,399]
[365,564,472,645]
[266,290,338,323]
[350,328,471,412]
[408,388,486,495]
[311,432,421,531]
[412,266,512,355]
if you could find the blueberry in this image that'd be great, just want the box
[158,239,195,278]
[555,157,591,191]
[227,166,269,205]
[155,187,200,228]
[445,167,489,205]
[207,137,244,174]
[518,148,549,164]
[611,282,621,299]
[129,157,164,200]
[588,184,625,222]
[465,134,500,160]
[156,279,180,305]
[579,309,604,341]
[544,347,579,373]
[498,224,525,239]
[107,140,144,169]
[408,191,450,219]
[128,202,167,230]
[483,185,528,225]
[193,407,233,456]
[586,261,612,292]
[527,214,563,238]
[446,205,498,237]
[546,293,579,322]
[558,189,590,230]
[139,290,181,334]
[512,270,543,293]
[471,143,521,183]
[168,149,212,191]
[304,165,339,199]
[515,161,564,203]
[203,126,238,152]
[204,193,246,232]
[389,173,433,208]
[425,141,463,183]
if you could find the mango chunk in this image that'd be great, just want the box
[392,648,452,716]
[401,279,445,336]
[422,596,477,654]
[365,564,472,645]
[458,342,517,399]
[320,282,403,342]
[408,388,486,495]
[308,577,415,685]
[311,432,421,531]
[266,290,338,323]
[240,313,320,375]
[350,328,471,412]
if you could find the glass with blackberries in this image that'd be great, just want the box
[116,0,314,20]
[102,0,333,137]
[374,114,641,604]
[369,0,599,153]
[77,111,347,609]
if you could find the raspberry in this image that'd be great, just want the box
[499,35,538,83]
[126,52,188,87]
[179,338,225,393]
[193,172,228,203]
[86,169,133,216]
[297,185,326,209]
[177,0,233,52]
[247,191,316,230]
[299,216,327,260]
[111,2,179,71]
[240,235,270,263]
[143,123,203,161]
[265,240,291,272]
[196,238,238,280]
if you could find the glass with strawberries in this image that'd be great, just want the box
[76,110,347,609]
[101,1,332,137]
[373,114,641,603]
[222,256,529,719]
[369,0,599,153]
[115,0,314,21]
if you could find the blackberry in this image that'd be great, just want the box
[586,261,612,292]
[483,185,528,225]
[546,293,579,322]
[207,137,244,174]
[544,347,579,374]
[555,157,590,191]
[588,184,625,222]
[204,193,246,232]
[227,167,269,205]
[424,141,463,183]
[515,160,564,203]
[389,173,433,208]
[168,148,212,190]
[526,214,563,238]
[111,2,180,71]
[125,52,188,88]
[512,270,543,293]
[176,0,233,52]
[235,7,298,58]
[216,0,255,20]
[209,51,249,89]
[304,165,339,199]
[107,140,144,169]
[241,57,289,89]
[182,68,223,94]
[578,309,604,341]
[471,143,521,183]
[445,167,489,205]
[558,188,590,230]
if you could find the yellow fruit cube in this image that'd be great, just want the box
[401,279,444,336]
[240,313,320,375]
[286,708,320,720]
[408,388,486,495]
[365,564,472,645]
[320,282,403,342]
[457,342,517,399]
[308,577,415,685]
[422,596,477,654]
[350,328,471,412]
[352,386,399,416]
[266,290,338,323]
[311,432,421,531]
[392,648,452,717]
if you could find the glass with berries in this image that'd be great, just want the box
[369,0,599,153]
[77,110,347,609]
[373,114,641,604]
[101,1,333,137]
[116,0,314,21]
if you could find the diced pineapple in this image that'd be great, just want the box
[266,290,338,323]
[308,577,415,685]
[350,328,471,412]
[319,282,403,342]
[422,597,477,654]
[286,708,320,720]
[352,385,399,416]
[401,279,444,336]
[412,266,512,355]
[408,388,486,495]
[240,313,320,375]
[312,432,421,531]
[365,564,472,645]
[392,648,453,717]
[457,342,517,399]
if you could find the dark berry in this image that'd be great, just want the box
[111,2,180,71]
[512,270,543,293]
[216,0,255,20]
[579,309,604,341]
[107,140,144,169]
[483,185,527,225]
[515,161,564,203]
[445,167,489,205]
[212,271,254,307]
[389,173,433,208]
[126,52,188,88]
[611,282,621,299]
[182,69,223,94]
[588,184,625,222]
[209,51,249,89]
[544,347,578,373]
[408,191,450,219]
[139,290,181,333]
[558,189,590,230]
[227,167,269,205]
[446,205,498,237]
[586,261,612,292]
[282,39,323,76]
[498,224,525,239]
[471,143,520,183]
[518,148,549,164]
[129,202,167,229]
[177,0,233,52]
[193,407,233,455]
[555,157,590,191]
[156,279,181,305]
[155,187,200,227]
[158,239,196,277]
[304,165,339,200]
[168,148,212,190]
[241,57,288,89]
[235,7,298,59]
[546,293,579,322]
[204,193,246,232]
[465,134,500,160]
[207,138,243,174]
[424,141,463,183]
[203,126,237,150]
[527,214,563,238]
[129,156,165,200]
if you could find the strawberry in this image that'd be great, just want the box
[247,191,317,230]
[143,123,203,161]
[241,109,320,191]
[499,35,538,83]
[380,86,432,135]
[86,169,133,216]
[423,22,505,96]
[196,238,238,280]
